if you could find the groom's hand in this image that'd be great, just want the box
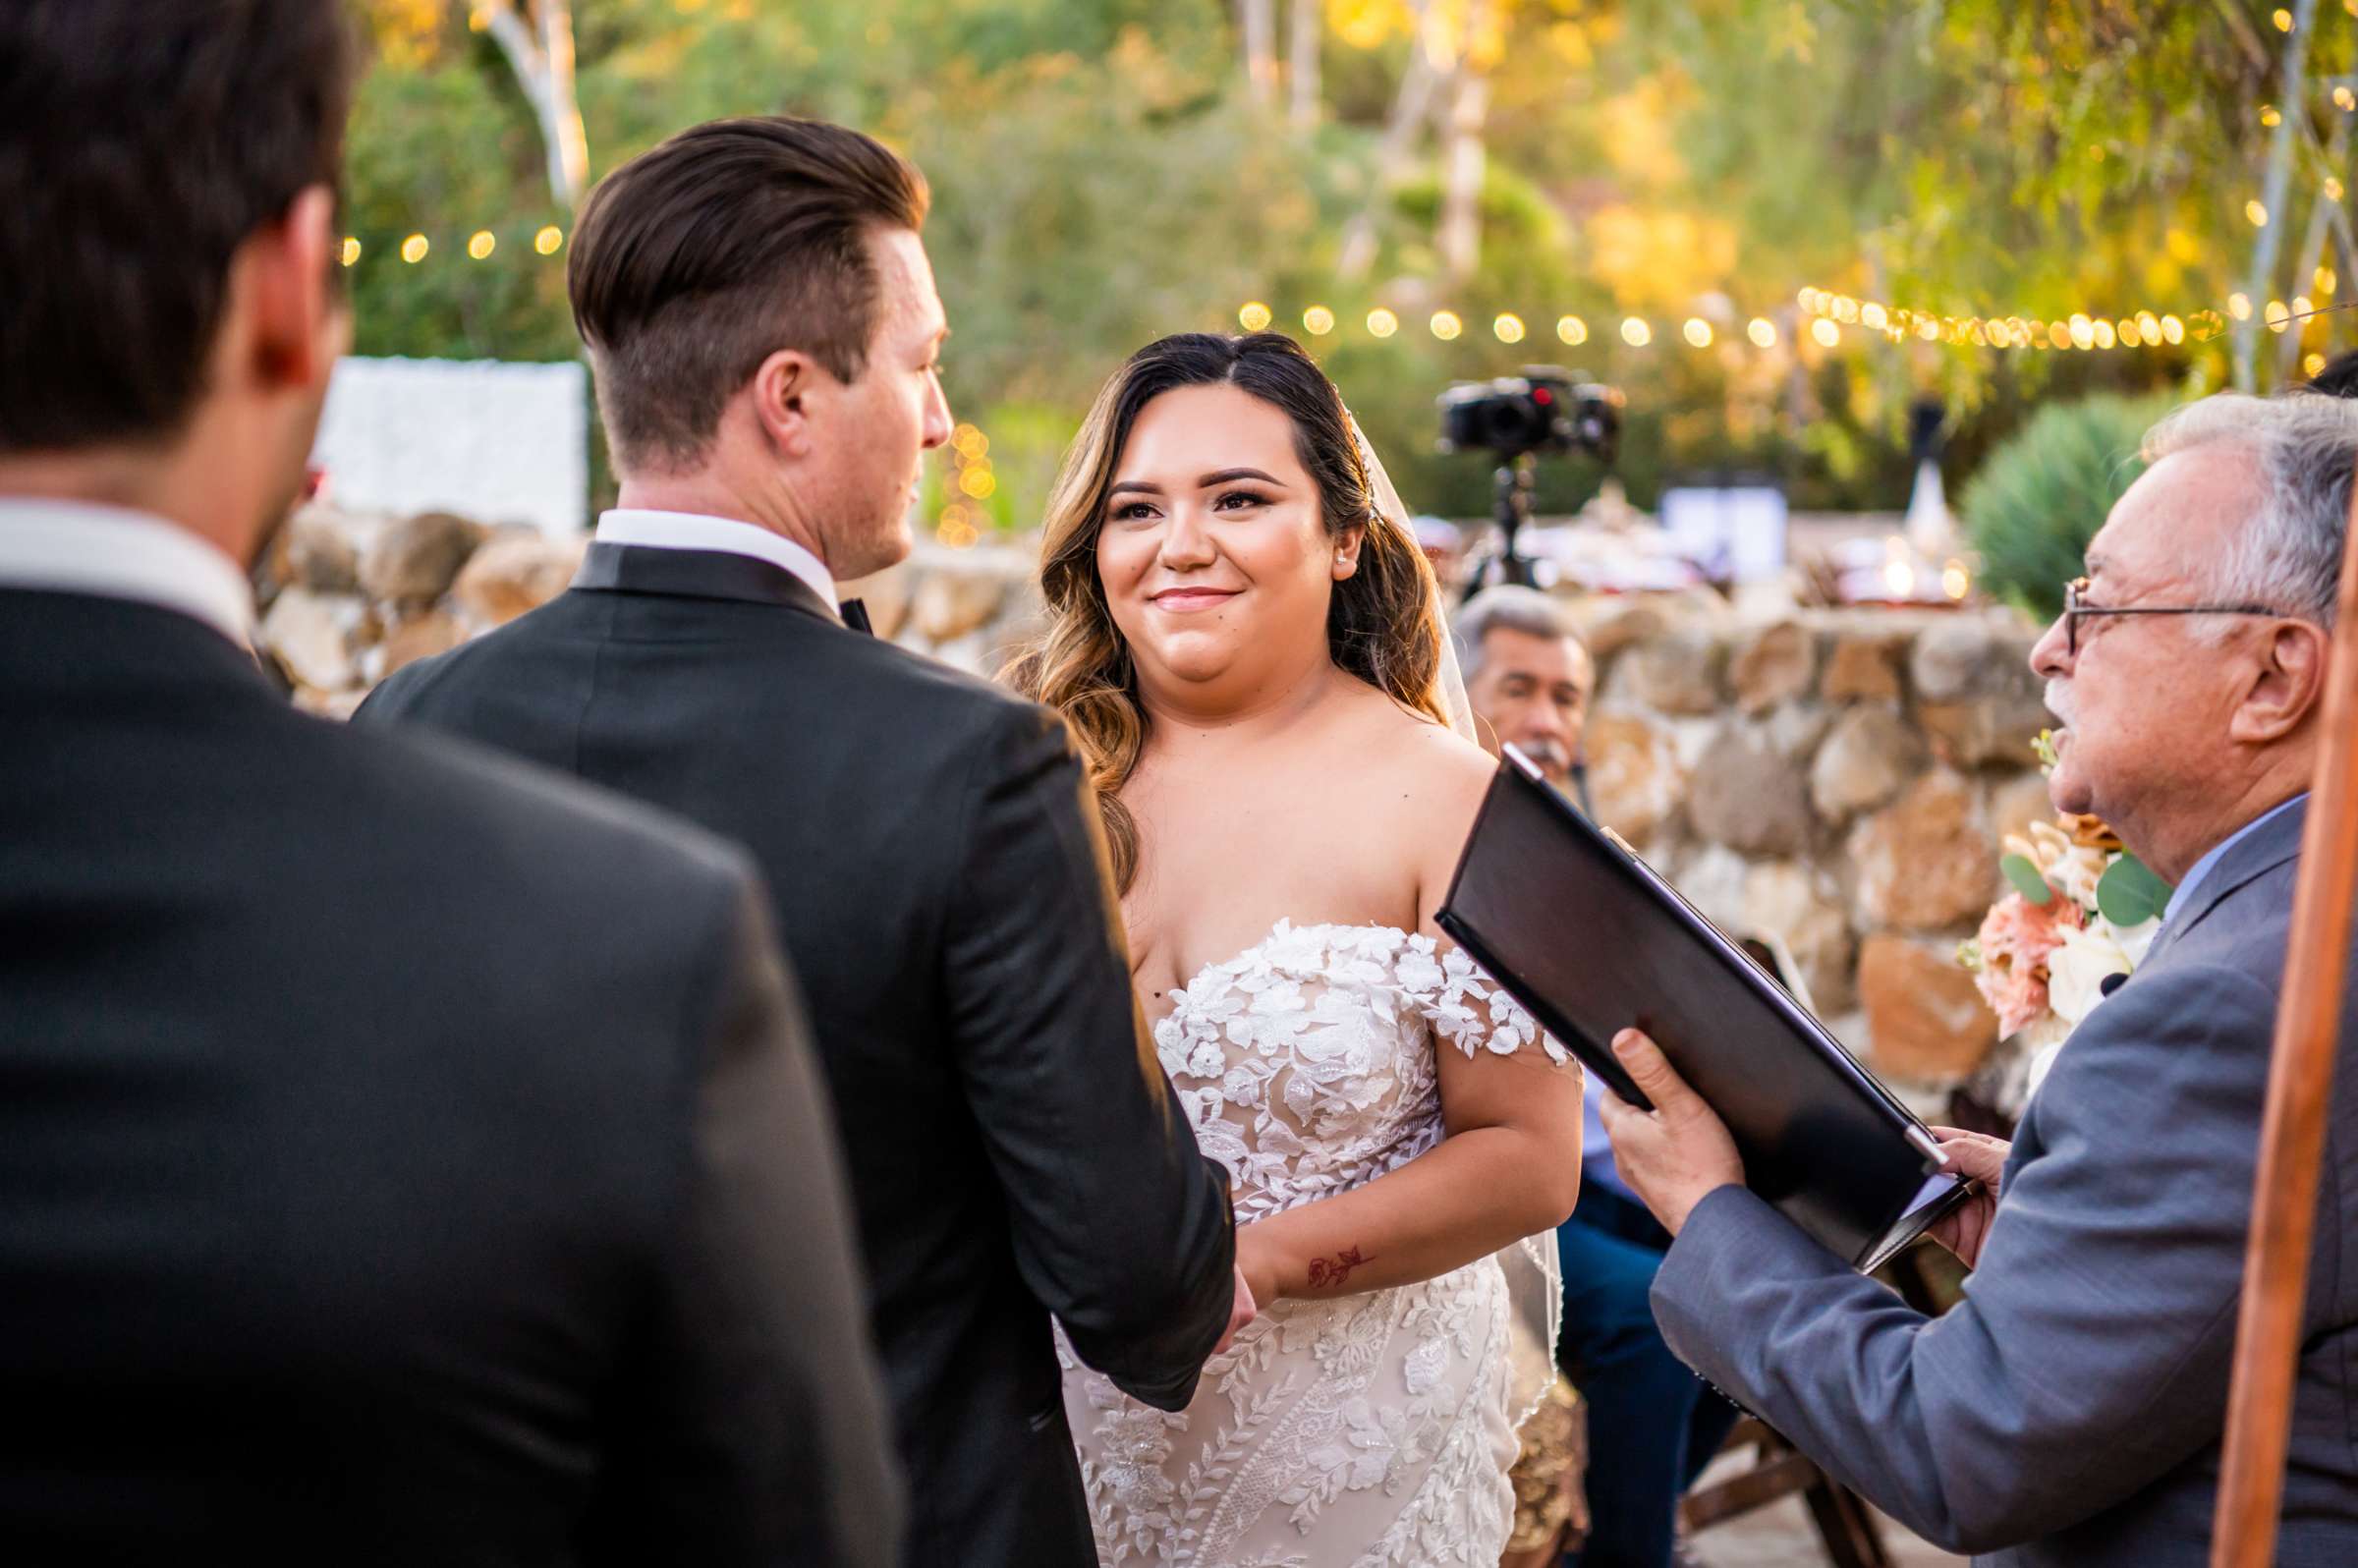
[1212,1264,1257,1356]
[1597,1029,1744,1236]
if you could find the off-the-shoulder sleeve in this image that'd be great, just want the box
[1396,934,1573,1067]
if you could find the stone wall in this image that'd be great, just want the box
[1570,596,2048,1102]
[260,507,2025,1099]
[255,507,1045,715]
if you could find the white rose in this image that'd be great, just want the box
[2049,922,2132,1026]
[2109,915,2162,968]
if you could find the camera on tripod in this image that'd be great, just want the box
[1435,369,1626,600]
[1436,368,1623,463]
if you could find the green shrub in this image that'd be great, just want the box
[1960,393,2173,622]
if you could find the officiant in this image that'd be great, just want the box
[1600,390,2358,1566]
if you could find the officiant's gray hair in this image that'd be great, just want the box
[1453,586,1585,681]
[2142,391,2356,632]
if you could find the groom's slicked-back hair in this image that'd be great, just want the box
[0,0,352,453]
[568,116,929,470]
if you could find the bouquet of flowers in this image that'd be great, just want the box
[1958,733,2171,1097]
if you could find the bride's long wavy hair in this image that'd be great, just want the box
[1007,332,1449,894]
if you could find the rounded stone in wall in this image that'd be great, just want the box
[1728,621,1816,714]
[1688,726,1811,858]
[1585,712,1686,845]
[1809,705,1926,822]
[1609,626,1724,717]
[452,532,588,627]
[1847,769,1998,931]
[1857,934,1997,1082]
[361,511,485,604]
[1820,631,1905,703]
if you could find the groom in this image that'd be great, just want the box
[357,116,1241,1566]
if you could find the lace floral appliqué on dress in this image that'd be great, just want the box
[1059,922,1574,1568]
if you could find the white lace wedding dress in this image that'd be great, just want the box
[1058,920,1573,1568]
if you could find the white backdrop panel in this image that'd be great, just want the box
[312,356,588,536]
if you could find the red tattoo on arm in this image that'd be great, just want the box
[1305,1246,1368,1291]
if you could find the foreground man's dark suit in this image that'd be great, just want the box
[0,589,900,1566]
[360,541,1237,1567]
[1652,800,2358,1566]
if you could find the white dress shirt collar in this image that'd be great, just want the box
[594,509,839,619]
[0,498,254,645]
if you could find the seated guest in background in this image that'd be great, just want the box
[1458,588,1738,1568]
[0,4,898,1561]
[1602,390,2358,1567]
[358,116,1241,1568]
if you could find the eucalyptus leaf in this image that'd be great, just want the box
[2000,853,2054,905]
[2097,856,2171,928]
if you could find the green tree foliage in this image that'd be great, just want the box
[340,1,2305,528]
[1959,393,2172,622]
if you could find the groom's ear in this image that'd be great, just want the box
[748,347,828,458]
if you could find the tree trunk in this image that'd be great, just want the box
[1437,0,1496,285]
[1240,0,1279,109]
[480,0,590,208]
[2236,0,2318,391]
[1336,0,1441,282]
[1288,0,1321,129]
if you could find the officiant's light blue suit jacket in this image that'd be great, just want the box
[1653,798,2358,1566]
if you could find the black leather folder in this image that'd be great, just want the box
[1437,747,1973,1272]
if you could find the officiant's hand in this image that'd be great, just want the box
[1925,1127,2008,1268]
[1597,1029,1744,1236]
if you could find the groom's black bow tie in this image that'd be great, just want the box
[838,598,873,635]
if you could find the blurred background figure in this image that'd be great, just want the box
[1457,586,1740,1568]
[1457,585,1598,812]
[0,5,897,1561]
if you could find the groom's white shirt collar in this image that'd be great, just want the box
[0,498,254,646]
[594,508,839,620]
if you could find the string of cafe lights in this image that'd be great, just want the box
[334,222,570,267]
[1236,292,2238,357]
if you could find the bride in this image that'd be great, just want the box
[1010,332,1584,1566]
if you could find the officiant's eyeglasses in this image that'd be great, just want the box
[2061,577,2281,656]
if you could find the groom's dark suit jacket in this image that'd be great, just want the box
[359,540,1237,1568]
[0,589,899,1564]
[1651,798,2358,1566]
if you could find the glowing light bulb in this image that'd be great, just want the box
[339,237,361,267]
[2247,199,2272,228]
[2274,7,2294,31]
[400,233,428,264]
[2161,314,2186,344]
[1941,560,1971,600]
[1493,312,1525,344]
[467,230,495,260]
[2136,309,2161,340]
[2049,321,2073,350]
[533,225,564,254]
[1682,318,1712,347]
[1556,314,1588,345]
[2069,313,2095,349]
[2117,317,2141,347]
[1747,317,1777,347]
[1367,308,1398,338]
[2306,352,2329,377]
[1621,316,1653,347]
[1810,318,1840,348]
[1239,301,1272,331]
[1430,309,1463,340]
[2092,319,2117,349]
[1860,302,1887,331]
[1302,306,1335,336]
[2229,292,2253,321]
[2266,299,2292,331]
[2261,104,2283,128]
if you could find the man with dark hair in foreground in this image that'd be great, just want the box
[360,115,1243,1567]
[0,5,898,1561]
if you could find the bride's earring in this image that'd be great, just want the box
[1335,548,1358,580]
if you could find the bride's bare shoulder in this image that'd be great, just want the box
[1342,692,1497,854]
